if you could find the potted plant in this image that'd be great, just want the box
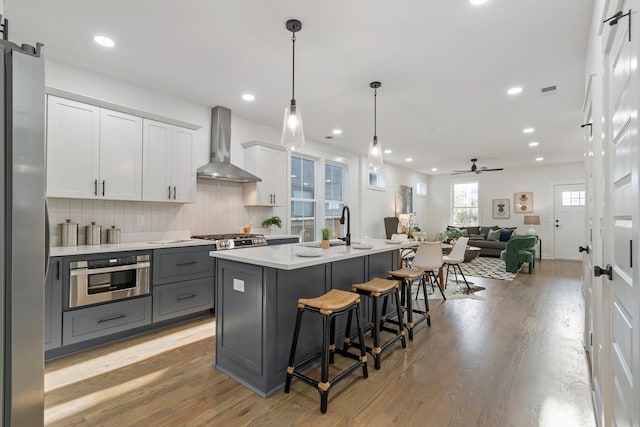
[261,216,282,234]
[442,228,464,244]
[321,228,331,249]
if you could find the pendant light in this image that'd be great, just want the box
[281,19,305,151]
[368,81,384,172]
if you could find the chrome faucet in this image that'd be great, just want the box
[339,205,351,246]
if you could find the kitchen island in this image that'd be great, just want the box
[209,239,406,396]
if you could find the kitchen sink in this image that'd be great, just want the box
[301,239,359,248]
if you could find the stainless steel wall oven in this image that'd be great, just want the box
[69,254,150,307]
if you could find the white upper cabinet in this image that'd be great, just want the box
[46,96,100,198]
[46,96,143,200]
[99,109,143,200]
[142,119,195,202]
[242,141,287,206]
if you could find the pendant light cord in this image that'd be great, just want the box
[373,87,377,143]
[291,32,296,102]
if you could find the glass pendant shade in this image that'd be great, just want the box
[281,102,305,151]
[368,137,383,172]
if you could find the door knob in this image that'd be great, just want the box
[594,264,613,280]
[579,246,590,254]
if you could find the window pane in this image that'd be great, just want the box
[452,182,478,225]
[291,201,316,242]
[291,157,302,197]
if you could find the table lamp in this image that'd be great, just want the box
[523,215,540,235]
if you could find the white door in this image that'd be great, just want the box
[142,119,173,201]
[583,72,607,424]
[99,108,143,200]
[172,127,195,203]
[602,1,640,425]
[46,96,100,198]
[553,183,586,260]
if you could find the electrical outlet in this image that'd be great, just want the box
[137,215,144,226]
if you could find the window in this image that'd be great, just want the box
[452,182,478,225]
[562,191,585,206]
[416,182,427,197]
[324,164,344,238]
[368,171,386,190]
[290,156,316,242]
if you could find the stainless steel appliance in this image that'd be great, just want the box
[191,233,267,250]
[0,18,47,425]
[69,254,151,308]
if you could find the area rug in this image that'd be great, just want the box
[413,281,486,301]
[457,256,519,281]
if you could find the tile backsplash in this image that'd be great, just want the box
[47,180,274,246]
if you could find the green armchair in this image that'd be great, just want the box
[500,236,537,273]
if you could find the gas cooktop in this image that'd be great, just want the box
[191,233,267,250]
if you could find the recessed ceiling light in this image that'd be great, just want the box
[529,141,539,147]
[94,35,115,48]
[535,157,544,161]
[405,158,413,162]
[242,93,255,102]
[431,168,438,172]
[384,149,392,154]
[507,86,523,95]
[332,129,342,135]
[470,0,489,5]
[523,127,535,134]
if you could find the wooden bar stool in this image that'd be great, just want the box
[284,289,369,413]
[347,278,406,369]
[386,267,431,340]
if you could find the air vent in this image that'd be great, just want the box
[541,85,557,93]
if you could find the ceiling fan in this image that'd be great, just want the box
[452,158,504,175]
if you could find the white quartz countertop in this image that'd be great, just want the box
[209,238,413,270]
[50,239,214,257]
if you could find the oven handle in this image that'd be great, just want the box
[70,262,150,276]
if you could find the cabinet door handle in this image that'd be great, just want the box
[97,314,127,324]
[102,180,105,196]
[94,179,98,196]
[173,186,177,200]
[168,186,172,200]
[176,261,197,267]
[176,294,197,301]
[273,194,276,204]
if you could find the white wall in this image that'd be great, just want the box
[426,161,584,258]
[358,158,430,240]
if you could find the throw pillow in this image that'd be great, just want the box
[487,228,502,241]
[500,229,514,242]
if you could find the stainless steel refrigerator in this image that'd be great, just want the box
[1,21,46,426]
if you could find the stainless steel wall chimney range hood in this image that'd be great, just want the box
[197,106,261,183]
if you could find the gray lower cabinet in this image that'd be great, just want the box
[62,296,152,346]
[153,245,214,285]
[152,245,215,322]
[153,277,214,322]
[45,257,63,350]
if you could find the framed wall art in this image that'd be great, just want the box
[396,185,413,215]
[492,198,510,219]
[514,192,533,213]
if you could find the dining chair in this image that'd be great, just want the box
[391,233,414,267]
[384,217,400,239]
[443,237,470,290]
[411,242,446,300]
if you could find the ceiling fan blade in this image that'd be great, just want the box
[451,171,471,175]
[452,169,472,173]
[483,168,504,171]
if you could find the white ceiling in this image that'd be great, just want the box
[7,0,594,175]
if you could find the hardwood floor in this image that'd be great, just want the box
[44,260,595,426]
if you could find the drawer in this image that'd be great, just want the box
[153,246,214,285]
[153,277,214,322]
[62,296,152,345]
